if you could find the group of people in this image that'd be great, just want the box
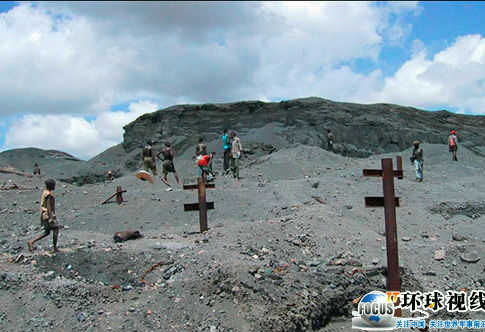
[139,129,243,191]
[26,127,459,253]
[141,140,181,191]
[194,130,242,181]
[411,129,459,182]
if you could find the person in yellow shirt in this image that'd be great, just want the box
[27,179,61,252]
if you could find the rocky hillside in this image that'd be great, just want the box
[2,97,485,185]
[122,97,485,159]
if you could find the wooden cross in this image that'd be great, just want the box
[183,177,215,233]
[363,156,403,317]
[101,185,126,205]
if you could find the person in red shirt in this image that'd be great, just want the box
[197,152,215,180]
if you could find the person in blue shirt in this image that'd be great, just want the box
[222,129,231,174]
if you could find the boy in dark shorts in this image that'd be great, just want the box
[157,143,181,191]
[27,179,61,253]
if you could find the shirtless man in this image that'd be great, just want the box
[157,142,181,191]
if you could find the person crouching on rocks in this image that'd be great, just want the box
[410,140,424,182]
[157,142,181,191]
[198,152,216,181]
[27,179,61,253]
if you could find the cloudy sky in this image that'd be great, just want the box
[0,1,484,159]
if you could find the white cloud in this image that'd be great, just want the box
[0,1,420,118]
[14,1,485,158]
[373,34,485,113]
[4,101,158,159]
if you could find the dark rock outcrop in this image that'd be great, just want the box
[3,97,485,184]
[122,97,485,165]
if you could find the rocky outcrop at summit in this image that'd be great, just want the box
[122,97,485,163]
[3,97,485,185]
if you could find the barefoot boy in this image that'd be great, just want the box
[27,179,61,252]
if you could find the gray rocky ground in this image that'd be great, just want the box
[0,143,484,331]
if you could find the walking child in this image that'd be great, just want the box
[27,179,61,252]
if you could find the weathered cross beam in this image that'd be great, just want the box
[183,177,215,233]
[101,186,126,205]
[363,156,403,317]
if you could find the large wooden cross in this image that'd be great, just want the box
[363,156,403,316]
[183,177,215,233]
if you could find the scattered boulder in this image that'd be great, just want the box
[460,251,480,263]
[113,230,143,243]
[434,249,446,261]
[452,233,468,242]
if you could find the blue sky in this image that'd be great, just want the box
[0,1,484,159]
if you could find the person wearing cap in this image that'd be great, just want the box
[448,129,458,161]
[141,140,157,175]
[410,140,424,182]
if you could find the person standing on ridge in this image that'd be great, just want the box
[327,129,335,152]
[27,179,62,253]
[222,129,231,174]
[410,140,424,182]
[448,129,458,161]
[157,142,181,191]
[231,131,242,180]
[33,163,40,176]
[142,140,157,175]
